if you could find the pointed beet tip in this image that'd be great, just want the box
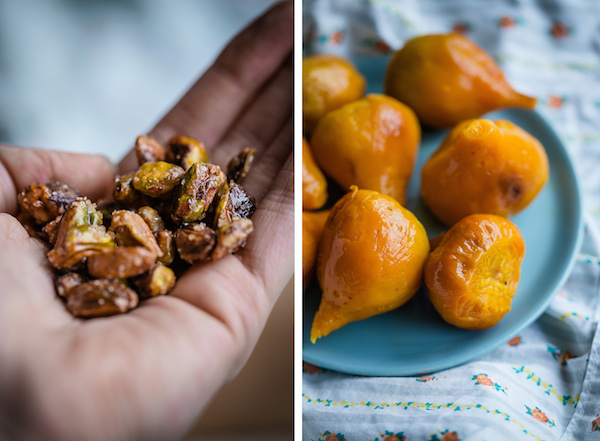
[513,92,537,109]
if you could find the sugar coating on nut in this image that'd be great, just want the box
[166,135,209,170]
[176,223,217,264]
[110,210,161,258]
[214,181,256,228]
[16,141,257,318]
[67,279,139,318]
[173,162,226,224]
[87,246,157,279]
[136,135,166,165]
[212,218,254,260]
[227,147,255,184]
[18,181,80,225]
[132,162,185,198]
[133,264,176,299]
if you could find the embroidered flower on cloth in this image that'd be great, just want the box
[372,430,406,441]
[550,21,570,39]
[546,95,566,109]
[416,376,438,382]
[318,431,346,441]
[525,405,556,427]
[472,373,507,394]
[507,336,522,346]
[548,345,575,366]
[430,429,460,441]
[592,414,600,432]
[452,22,471,34]
[498,16,524,28]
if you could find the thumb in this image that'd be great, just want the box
[0,213,66,327]
[0,144,116,214]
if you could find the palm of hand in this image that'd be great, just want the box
[0,3,293,440]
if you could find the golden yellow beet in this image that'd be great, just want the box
[303,54,366,134]
[424,214,525,330]
[384,33,536,128]
[311,187,429,343]
[302,209,330,287]
[421,119,549,226]
[302,137,328,210]
[311,94,421,206]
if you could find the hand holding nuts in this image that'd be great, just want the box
[16,134,257,318]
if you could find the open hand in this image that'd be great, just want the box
[0,2,293,440]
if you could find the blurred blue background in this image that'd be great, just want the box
[0,0,280,162]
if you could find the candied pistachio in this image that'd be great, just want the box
[136,135,166,165]
[114,172,141,204]
[42,214,62,245]
[175,223,216,264]
[47,199,114,270]
[133,264,176,299]
[17,181,80,225]
[212,218,253,260]
[172,163,226,224]
[137,206,165,233]
[55,272,86,298]
[67,279,139,318]
[48,225,115,270]
[156,230,175,265]
[110,210,161,258]
[87,246,157,278]
[227,147,255,183]
[214,181,257,228]
[64,198,103,227]
[132,161,185,198]
[166,135,209,170]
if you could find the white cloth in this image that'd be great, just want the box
[303,1,600,440]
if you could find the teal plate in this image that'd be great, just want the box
[302,57,583,377]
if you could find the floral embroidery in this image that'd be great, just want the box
[550,21,570,39]
[513,366,578,406]
[558,311,590,322]
[430,429,460,441]
[317,431,346,441]
[452,22,471,34]
[372,430,406,441]
[507,336,522,346]
[472,374,507,394]
[499,16,516,28]
[592,414,600,432]
[304,395,544,439]
[416,376,438,382]
[308,29,346,46]
[548,345,575,366]
[498,16,524,28]
[545,95,566,109]
[304,362,323,375]
[525,406,556,427]
[361,37,392,54]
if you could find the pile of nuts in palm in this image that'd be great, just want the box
[16,135,256,318]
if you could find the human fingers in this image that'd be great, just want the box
[0,145,115,214]
[239,152,294,303]
[166,152,294,348]
[118,0,294,174]
[0,213,70,328]
[208,53,293,169]
[239,116,292,204]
